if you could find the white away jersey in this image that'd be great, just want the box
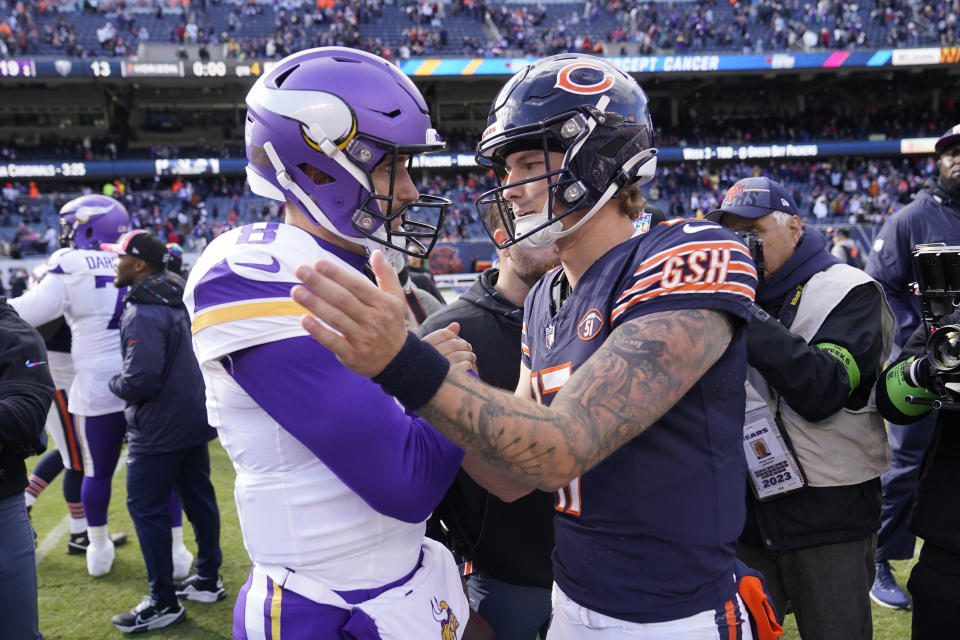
[184,222,426,589]
[9,248,125,416]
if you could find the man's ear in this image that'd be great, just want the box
[492,228,509,254]
[789,215,803,244]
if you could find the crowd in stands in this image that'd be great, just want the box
[0,135,238,162]
[2,0,959,60]
[652,155,935,222]
[0,154,937,263]
[603,0,960,55]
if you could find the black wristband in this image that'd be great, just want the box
[373,331,450,410]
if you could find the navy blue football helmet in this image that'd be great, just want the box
[475,54,657,248]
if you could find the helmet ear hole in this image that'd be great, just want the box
[298,163,336,186]
[597,137,627,158]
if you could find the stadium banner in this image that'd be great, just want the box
[0,158,246,180]
[3,47,958,81]
[397,47,957,76]
[0,138,940,180]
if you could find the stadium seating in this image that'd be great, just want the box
[4,0,957,60]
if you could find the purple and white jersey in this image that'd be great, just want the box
[185,222,461,592]
[521,219,757,624]
[9,248,125,416]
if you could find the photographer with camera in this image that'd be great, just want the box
[0,297,56,640]
[865,125,960,608]
[874,246,960,638]
[709,177,894,639]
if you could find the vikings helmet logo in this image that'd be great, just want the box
[431,598,460,640]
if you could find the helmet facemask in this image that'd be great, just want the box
[347,138,452,258]
[474,55,658,250]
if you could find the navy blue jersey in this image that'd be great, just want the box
[521,219,757,623]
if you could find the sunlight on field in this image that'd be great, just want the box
[32,443,246,640]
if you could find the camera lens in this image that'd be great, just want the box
[927,325,960,372]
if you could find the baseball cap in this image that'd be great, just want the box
[935,124,960,155]
[100,229,169,267]
[706,177,799,221]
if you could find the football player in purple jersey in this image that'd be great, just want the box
[184,47,514,640]
[9,195,136,577]
[10,196,194,579]
[294,54,771,639]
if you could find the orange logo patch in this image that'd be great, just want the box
[723,183,744,206]
[555,62,615,95]
[577,308,604,340]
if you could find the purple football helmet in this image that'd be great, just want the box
[244,47,452,258]
[475,54,658,249]
[59,194,131,250]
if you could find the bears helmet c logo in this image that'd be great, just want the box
[555,62,615,95]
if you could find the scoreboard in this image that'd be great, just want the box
[2,47,958,81]
[1,59,279,80]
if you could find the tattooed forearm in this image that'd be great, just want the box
[418,308,735,490]
[554,309,733,478]
[418,376,562,482]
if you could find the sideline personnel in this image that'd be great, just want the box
[710,177,893,639]
[419,207,559,639]
[104,230,223,633]
[865,124,960,608]
[874,307,960,638]
[0,297,55,640]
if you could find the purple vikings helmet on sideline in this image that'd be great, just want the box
[243,47,452,258]
[59,194,131,249]
[476,54,658,249]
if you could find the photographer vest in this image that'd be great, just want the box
[747,264,894,486]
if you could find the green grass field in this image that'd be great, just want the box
[29,442,916,639]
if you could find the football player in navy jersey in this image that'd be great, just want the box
[294,54,766,639]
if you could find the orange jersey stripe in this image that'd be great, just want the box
[724,599,738,640]
[56,390,83,470]
[612,282,756,323]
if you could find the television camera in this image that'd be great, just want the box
[735,231,764,286]
[907,243,960,410]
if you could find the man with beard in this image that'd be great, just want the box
[418,207,560,639]
[865,124,960,610]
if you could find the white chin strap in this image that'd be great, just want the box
[517,148,658,250]
[260,140,397,259]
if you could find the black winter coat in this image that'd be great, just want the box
[0,299,54,499]
[418,268,556,588]
[109,272,214,455]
